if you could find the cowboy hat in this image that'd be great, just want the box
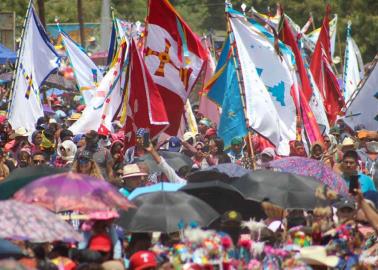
[339,137,357,150]
[9,127,31,139]
[299,246,339,267]
[122,164,148,179]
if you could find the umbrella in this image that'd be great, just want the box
[128,182,185,200]
[13,172,133,213]
[0,200,82,243]
[188,163,250,182]
[0,43,16,64]
[268,157,348,195]
[42,104,55,116]
[0,239,24,259]
[0,166,68,200]
[181,180,265,220]
[117,191,219,233]
[232,170,323,209]
[140,151,193,173]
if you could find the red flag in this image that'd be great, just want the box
[123,39,169,149]
[310,7,344,124]
[280,17,322,144]
[144,0,207,135]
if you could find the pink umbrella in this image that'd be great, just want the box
[13,172,133,213]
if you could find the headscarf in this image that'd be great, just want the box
[40,130,55,151]
[289,141,307,157]
[57,140,77,162]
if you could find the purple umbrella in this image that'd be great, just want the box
[0,200,82,243]
[42,104,55,116]
[268,156,348,195]
[14,172,133,213]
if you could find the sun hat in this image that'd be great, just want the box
[88,233,112,253]
[10,127,31,139]
[299,246,339,267]
[129,251,157,270]
[67,113,81,122]
[339,137,357,150]
[122,164,148,179]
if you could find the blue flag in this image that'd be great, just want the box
[208,35,247,148]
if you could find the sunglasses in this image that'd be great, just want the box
[196,147,203,151]
[33,159,45,164]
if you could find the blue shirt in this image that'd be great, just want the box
[345,172,376,193]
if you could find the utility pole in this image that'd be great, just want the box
[77,0,85,48]
[37,0,46,28]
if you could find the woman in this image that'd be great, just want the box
[191,142,209,170]
[31,130,43,154]
[54,140,77,168]
[289,140,307,157]
[206,137,230,166]
[0,148,9,181]
[72,150,104,179]
[310,142,324,160]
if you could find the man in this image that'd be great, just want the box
[119,163,148,197]
[340,150,376,193]
[227,137,244,164]
[129,251,157,270]
[84,130,113,178]
[333,198,357,225]
[125,128,147,164]
[197,118,211,137]
[31,152,46,166]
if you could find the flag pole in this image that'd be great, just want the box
[7,0,34,117]
[225,7,256,169]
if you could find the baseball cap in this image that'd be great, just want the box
[88,233,112,253]
[333,198,356,210]
[129,251,157,270]
[168,137,181,152]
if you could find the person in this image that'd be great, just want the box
[310,142,324,160]
[227,137,244,164]
[17,147,32,168]
[289,140,307,157]
[72,150,104,179]
[32,152,47,167]
[358,140,378,184]
[197,118,211,138]
[83,130,113,178]
[31,130,43,154]
[191,141,209,170]
[256,147,275,168]
[129,250,157,270]
[118,164,148,197]
[333,198,357,225]
[125,128,147,164]
[340,150,376,193]
[55,140,77,168]
[5,127,31,157]
[206,137,230,166]
[0,148,9,180]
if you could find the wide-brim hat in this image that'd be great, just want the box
[299,246,339,267]
[338,137,357,150]
[122,164,148,179]
[9,127,31,139]
[67,113,81,121]
[366,141,378,154]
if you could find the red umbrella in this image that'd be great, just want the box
[13,172,133,213]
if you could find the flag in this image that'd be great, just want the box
[343,55,378,131]
[61,31,103,104]
[8,6,60,131]
[229,11,298,155]
[122,39,169,149]
[310,8,344,124]
[69,40,127,135]
[144,0,207,135]
[306,15,338,58]
[343,21,364,101]
[280,16,323,144]
[198,36,219,125]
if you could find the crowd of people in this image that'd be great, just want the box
[0,94,378,270]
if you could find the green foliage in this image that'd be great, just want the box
[0,0,376,62]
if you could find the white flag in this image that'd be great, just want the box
[343,22,364,101]
[69,41,127,135]
[8,7,60,131]
[230,14,298,155]
[343,57,378,131]
[61,32,103,104]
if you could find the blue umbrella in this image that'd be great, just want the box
[46,88,65,97]
[0,43,16,65]
[0,239,24,259]
[127,183,185,200]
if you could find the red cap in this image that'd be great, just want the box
[76,105,86,112]
[205,128,216,138]
[129,251,157,270]
[88,233,112,253]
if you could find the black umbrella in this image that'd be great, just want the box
[140,151,193,173]
[188,163,250,182]
[0,166,68,200]
[232,170,323,209]
[117,191,219,233]
[180,180,266,220]
[0,239,24,259]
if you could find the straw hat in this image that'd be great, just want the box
[10,127,31,139]
[339,137,357,150]
[67,113,81,121]
[299,246,339,267]
[122,164,148,179]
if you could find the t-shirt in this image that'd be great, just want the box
[344,172,376,193]
[92,147,112,178]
